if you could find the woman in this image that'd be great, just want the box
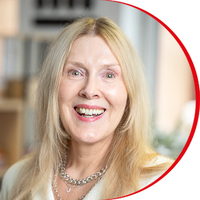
[0,17,173,200]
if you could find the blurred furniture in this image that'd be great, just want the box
[0,98,24,178]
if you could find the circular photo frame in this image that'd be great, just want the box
[0,1,199,200]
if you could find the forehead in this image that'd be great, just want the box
[66,35,119,65]
[73,35,108,47]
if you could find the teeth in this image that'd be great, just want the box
[85,109,90,115]
[75,107,105,116]
[89,109,93,115]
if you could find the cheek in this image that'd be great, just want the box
[103,83,127,108]
[58,81,76,121]
[58,79,79,103]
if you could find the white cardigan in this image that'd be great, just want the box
[0,156,171,200]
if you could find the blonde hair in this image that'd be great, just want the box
[12,17,172,200]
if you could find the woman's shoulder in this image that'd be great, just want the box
[0,158,29,200]
[3,158,28,180]
[139,155,174,189]
[146,155,173,167]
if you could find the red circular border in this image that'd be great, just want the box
[102,0,200,199]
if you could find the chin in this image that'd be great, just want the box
[74,135,101,144]
[72,132,111,145]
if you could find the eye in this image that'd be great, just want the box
[70,70,81,76]
[105,73,115,78]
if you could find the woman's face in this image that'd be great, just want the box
[58,36,127,145]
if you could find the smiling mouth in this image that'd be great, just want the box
[74,107,106,118]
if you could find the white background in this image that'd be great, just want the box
[106,0,200,199]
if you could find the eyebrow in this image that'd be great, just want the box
[66,61,120,68]
[103,64,121,68]
[65,61,85,68]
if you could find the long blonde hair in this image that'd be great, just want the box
[12,17,172,200]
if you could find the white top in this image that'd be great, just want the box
[0,156,171,200]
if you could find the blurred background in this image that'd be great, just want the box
[0,0,196,187]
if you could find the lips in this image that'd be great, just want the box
[75,107,105,117]
[74,104,106,121]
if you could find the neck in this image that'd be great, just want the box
[65,138,112,179]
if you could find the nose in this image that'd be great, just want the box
[79,76,100,99]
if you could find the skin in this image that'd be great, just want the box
[56,35,127,199]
